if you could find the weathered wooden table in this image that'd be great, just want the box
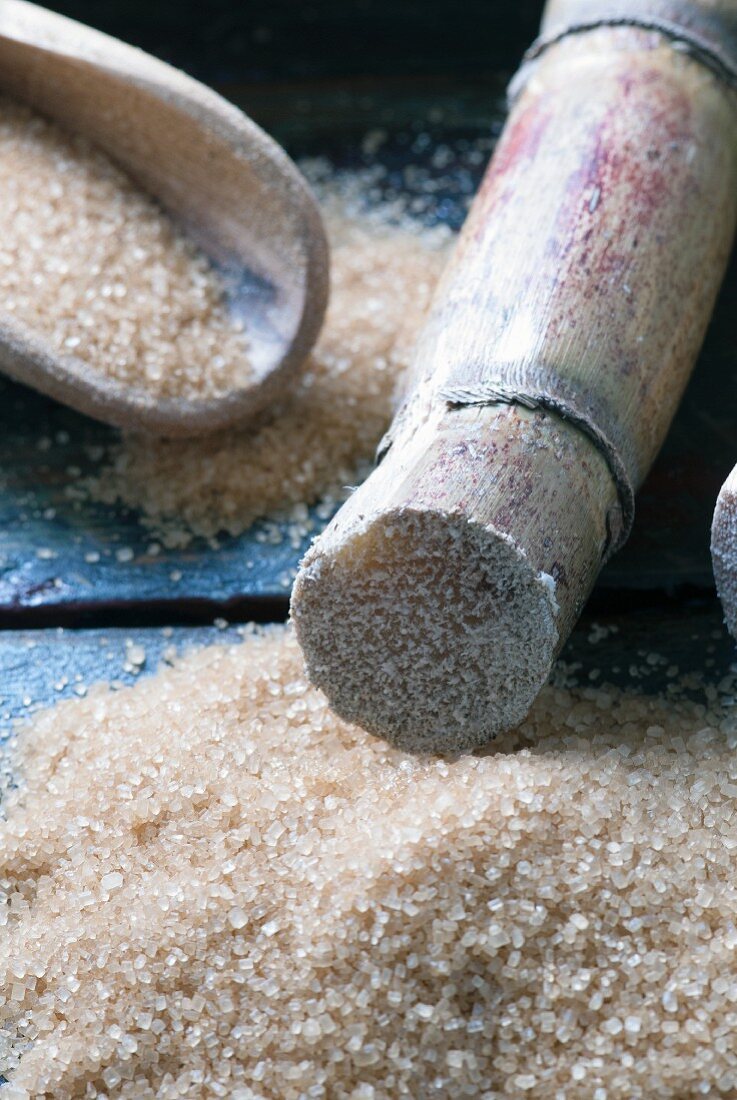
[1,0,735,728]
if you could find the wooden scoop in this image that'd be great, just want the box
[0,0,329,435]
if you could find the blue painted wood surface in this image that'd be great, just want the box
[0,600,732,735]
[0,375,314,618]
[0,624,245,731]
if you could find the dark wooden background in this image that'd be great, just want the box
[42,1,540,84]
[0,0,735,727]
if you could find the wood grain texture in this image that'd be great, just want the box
[603,245,737,591]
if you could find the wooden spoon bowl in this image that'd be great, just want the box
[0,0,329,435]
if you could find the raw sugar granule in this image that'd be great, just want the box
[4,625,737,1097]
[0,95,252,401]
[87,171,453,545]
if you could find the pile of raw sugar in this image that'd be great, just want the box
[0,95,251,401]
[4,625,737,1098]
[88,170,452,545]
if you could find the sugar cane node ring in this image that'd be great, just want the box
[438,381,632,558]
[523,13,737,91]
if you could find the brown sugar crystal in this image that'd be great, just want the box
[4,625,737,1097]
[0,95,253,402]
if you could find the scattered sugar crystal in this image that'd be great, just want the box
[100,872,123,893]
[125,644,146,668]
[228,908,248,931]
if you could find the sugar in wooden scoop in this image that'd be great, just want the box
[4,626,737,1097]
[0,94,252,401]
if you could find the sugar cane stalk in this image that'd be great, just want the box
[712,467,737,638]
[293,0,737,754]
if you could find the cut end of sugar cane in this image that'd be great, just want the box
[292,402,618,755]
[292,508,560,755]
[712,464,737,640]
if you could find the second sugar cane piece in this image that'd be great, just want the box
[293,0,737,754]
[712,467,737,639]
